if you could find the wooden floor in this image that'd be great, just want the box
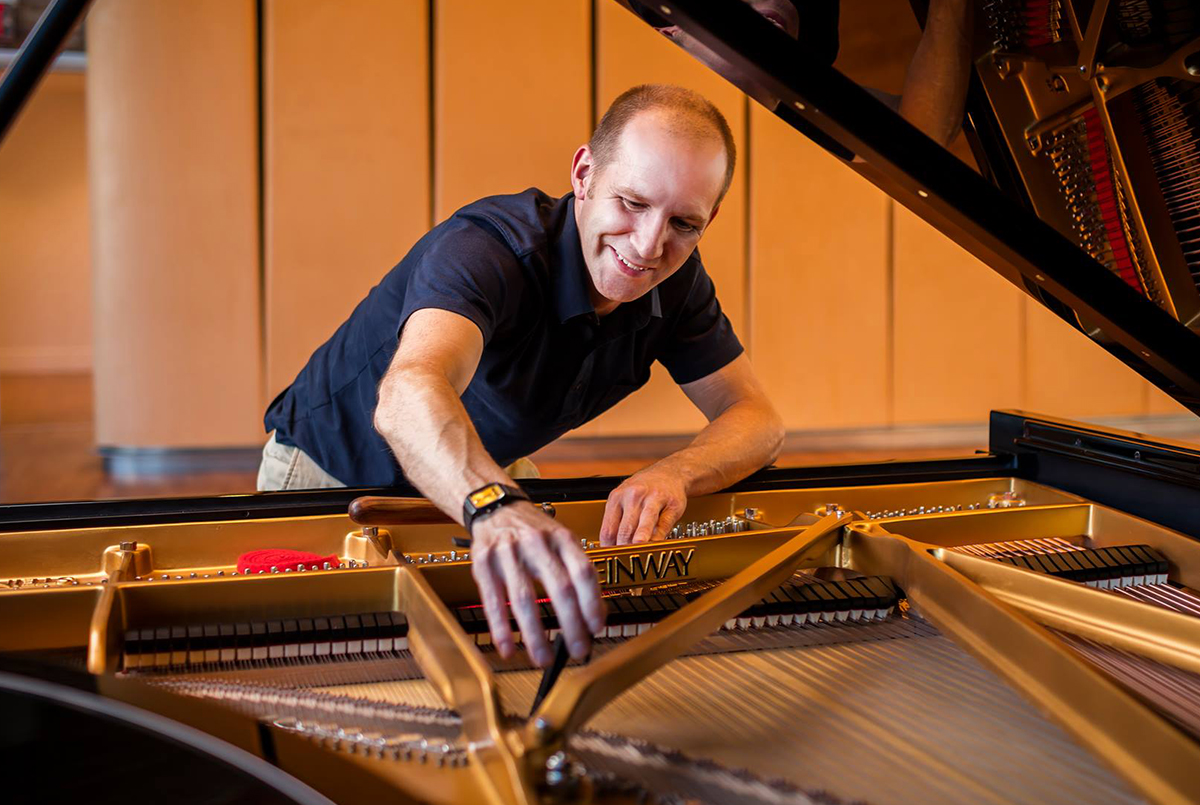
[0,372,970,505]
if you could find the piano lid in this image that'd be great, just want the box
[617,0,1200,417]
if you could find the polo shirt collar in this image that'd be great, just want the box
[554,194,662,326]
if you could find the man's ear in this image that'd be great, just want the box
[570,145,594,201]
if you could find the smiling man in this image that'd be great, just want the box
[259,85,784,667]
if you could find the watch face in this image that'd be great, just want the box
[469,484,505,509]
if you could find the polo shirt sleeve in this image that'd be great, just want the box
[395,218,523,344]
[657,266,744,385]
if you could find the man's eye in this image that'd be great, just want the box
[672,220,698,233]
[621,197,646,211]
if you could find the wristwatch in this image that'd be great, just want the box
[462,482,530,536]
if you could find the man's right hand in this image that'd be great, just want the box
[376,311,605,665]
[469,502,606,667]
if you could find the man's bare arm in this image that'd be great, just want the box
[898,0,972,148]
[374,308,604,666]
[600,354,784,545]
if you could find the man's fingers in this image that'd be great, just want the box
[520,535,592,660]
[630,498,663,544]
[615,496,644,545]
[496,540,552,667]
[470,545,514,658]
[553,530,607,635]
[652,502,684,542]
[599,497,623,547]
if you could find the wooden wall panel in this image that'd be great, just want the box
[88,0,262,447]
[1022,299,1146,418]
[0,73,91,373]
[1148,384,1190,415]
[574,363,707,438]
[748,107,890,431]
[434,0,591,221]
[264,0,430,400]
[574,1,747,438]
[892,205,1024,423]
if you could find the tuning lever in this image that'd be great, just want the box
[348,496,455,526]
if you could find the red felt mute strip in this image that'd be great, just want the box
[237,549,341,574]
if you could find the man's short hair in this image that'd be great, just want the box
[589,84,737,205]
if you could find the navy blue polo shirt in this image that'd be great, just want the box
[264,189,743,487]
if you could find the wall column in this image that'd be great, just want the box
[88,0,263,453]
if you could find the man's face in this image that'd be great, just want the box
[571,111,727,316]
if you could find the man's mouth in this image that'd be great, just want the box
[611,246,653,274]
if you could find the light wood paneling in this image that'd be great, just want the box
[0,73,91,373]
[748,107,891,430]
[1147,381,1190,415]
[573,363,708,438]
[264,0,430,399]
[1023,299,1147,418]
[434,0,591,221]
[574,0,748,438]
[88,0,262,447]
[892,205,1024,423]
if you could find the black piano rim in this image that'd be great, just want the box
[0,453,1015,532]
[0,658,334,805]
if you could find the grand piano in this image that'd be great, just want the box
[3,1,1200,803]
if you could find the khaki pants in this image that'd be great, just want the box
[256,432,541,491]
[256,431,346,491]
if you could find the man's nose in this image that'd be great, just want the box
[629,217,667,262]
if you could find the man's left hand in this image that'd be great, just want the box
[599,467,687,546]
